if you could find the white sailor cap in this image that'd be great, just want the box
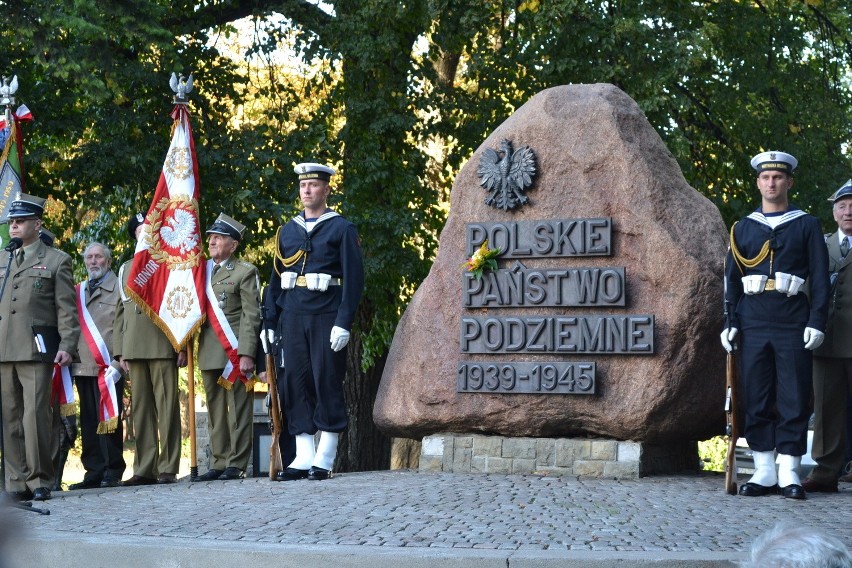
[828,179,852,203]
[750,151,798,175]
[206,212,246,241]
[294,162,335,182]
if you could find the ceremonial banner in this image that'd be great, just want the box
[0,105,31,248]
[126,104,206,349]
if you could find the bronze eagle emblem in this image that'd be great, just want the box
[477,139,537,211]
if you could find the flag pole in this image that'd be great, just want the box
[123,72,204,481]
[187,340,198,479]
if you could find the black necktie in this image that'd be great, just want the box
[842,237,850,259]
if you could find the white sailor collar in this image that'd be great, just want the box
[294,210,340,232]
[746,208,808,229]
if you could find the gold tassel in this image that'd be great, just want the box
[96,416,118,435]
[59,402,77,418]
[244,377,257,393]
[217,376,233,390]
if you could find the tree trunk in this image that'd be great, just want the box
[338,331,391,472]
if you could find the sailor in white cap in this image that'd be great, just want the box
[722,151,830,500]
[801,180,852,494]
[264,162,364,481]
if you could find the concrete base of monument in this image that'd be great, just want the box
[419,433,699,478]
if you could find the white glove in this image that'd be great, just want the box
[330,326,350,352]
[720,328,738,353]
[261,329,276,352]
[803,327,825,350]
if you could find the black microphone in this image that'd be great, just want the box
[4,237,23,252]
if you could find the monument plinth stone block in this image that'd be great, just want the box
[376,84,727,460]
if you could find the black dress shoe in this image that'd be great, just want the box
[191,469,223,482]
[738,482,779,497]
[70,479,102,490]
[122,475,158,487]
[781,484,806,500]
[32,488,51,501]
[11,489,33,502]
[275,467,309,481]
[219,467,245,481]
[100,479,121,488]
[157,473,177,484]
[308,467,331,481]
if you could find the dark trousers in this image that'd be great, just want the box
[739,320,812,456]
[279,311,348,435]
[76,375,126,483]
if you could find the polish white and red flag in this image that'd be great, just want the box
[125,103,206,350]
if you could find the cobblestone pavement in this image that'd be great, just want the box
[4,471,852,567]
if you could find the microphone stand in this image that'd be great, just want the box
[0,240,50,514]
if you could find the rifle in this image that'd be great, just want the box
[261,299,283,480]
[723,252,739,495]
[724,347,739,495]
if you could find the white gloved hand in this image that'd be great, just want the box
[261,329,276,353]
[720,328,738,353]
[803,327,825,350]
[330,326,350,352]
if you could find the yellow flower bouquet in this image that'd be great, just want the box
[462,240,502,280]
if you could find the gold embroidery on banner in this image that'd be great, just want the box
[164,147,192,180]
[166,285,194,320]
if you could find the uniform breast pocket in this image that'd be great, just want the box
[214,282,238,310]
[98,298,120,312]
[27,267,53,294]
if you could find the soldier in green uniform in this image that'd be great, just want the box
[113,213,186,485]
[0,194,80,502]
[191,213,260,481]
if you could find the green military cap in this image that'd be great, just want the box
[206,212,245,241]
[6,193,46,219]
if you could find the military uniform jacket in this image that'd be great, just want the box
[198,257,261,371]
[113,260,176,360]
[814,231,852,358]
[265,210,364,330]
[0,240,79,361]
[724,208,829,331]
[72,270,121,377]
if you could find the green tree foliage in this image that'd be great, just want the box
[2,0,851,471]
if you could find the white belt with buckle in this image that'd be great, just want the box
[296,276,342,287]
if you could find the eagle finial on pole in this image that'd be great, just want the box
[0,75,18,107]
[170,72,193,104]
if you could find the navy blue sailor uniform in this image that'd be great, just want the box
[264,210,364,435]
[725,207,830,456]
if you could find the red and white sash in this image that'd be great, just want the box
[204,260,251,390]
[76,283,121,433]
[51,363,76,417]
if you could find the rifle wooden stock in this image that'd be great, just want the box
[724,351,739,495]
[267,351,284,480]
